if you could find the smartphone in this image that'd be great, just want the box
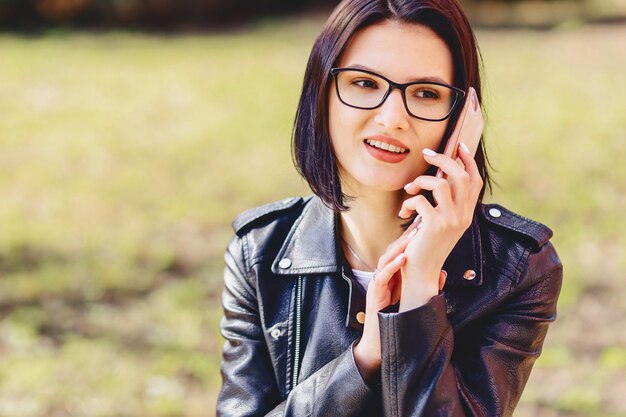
[435,86,484,179]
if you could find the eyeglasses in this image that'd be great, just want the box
[330,67,466,122]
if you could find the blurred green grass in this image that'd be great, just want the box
[0,15,624,417]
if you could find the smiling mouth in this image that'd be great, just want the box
[364,139,409,154]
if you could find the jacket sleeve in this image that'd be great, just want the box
[217,234,378,417]
[378,241,563,417]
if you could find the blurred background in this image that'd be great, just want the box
[0,0,625,416]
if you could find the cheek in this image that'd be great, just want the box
[421,119,450,151]
[328,95,359,150]
[328,98,341,146]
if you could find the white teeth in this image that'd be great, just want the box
[366,139,408,153]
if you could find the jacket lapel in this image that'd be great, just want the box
[271,195,483,288]
[271,196,341,275]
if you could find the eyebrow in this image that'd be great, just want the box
[344,64,451,85]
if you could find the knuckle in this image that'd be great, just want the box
[416,195,428,204]
[447,213,463,230]
[436,178,449,190]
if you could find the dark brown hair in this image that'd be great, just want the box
[292,0,492,212]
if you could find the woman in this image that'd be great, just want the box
[218,0,563,415]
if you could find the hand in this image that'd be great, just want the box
[398,141,483,311]
[353,222,447,382]
[352,223,412,382]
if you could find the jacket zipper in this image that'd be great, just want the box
[291,275,303,388]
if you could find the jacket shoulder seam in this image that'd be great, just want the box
[510,246,531,288]
[510,241,562,291]
[241,232,251,274]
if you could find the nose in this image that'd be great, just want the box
[373,88,410,131]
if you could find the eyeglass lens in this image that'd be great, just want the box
[334,70,458,120]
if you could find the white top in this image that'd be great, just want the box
[352,268,375,291]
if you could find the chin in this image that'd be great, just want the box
[339,164,417,194]
[357,173,411,192]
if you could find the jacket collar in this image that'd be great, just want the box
[271,195,483,288]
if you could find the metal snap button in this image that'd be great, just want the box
[278,258,292,269]
[356,311,366,324]
[463,269,476,281]
[488,208,502,218]
[270,328,282,339]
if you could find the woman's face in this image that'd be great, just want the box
[329,20,454,193]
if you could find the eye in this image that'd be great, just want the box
[352,78,378,89]
[414,89,440,100]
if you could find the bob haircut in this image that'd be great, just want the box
[292,0,492,212]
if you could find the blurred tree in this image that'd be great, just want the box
[0,0,341,29]
[0,0,623,34]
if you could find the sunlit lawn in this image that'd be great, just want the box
[0,15,624,417]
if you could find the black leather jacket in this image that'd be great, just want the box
[217,195,563,417]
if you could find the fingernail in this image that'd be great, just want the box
[422,148,437,157]
[407,229,417,239]
[441,269,448,278]
[460,142,470,154]
[413,214,422,224]
[404,182,412,190]
[394,253,405,263]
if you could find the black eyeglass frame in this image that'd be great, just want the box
[330,67,466,122]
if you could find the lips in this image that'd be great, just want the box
[364,135,410,153]
[363,135,410,164]
[364,138,409,154]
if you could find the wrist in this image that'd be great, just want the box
[353,339,381,383]
[399,268,439,312]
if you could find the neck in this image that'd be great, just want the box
[338,187,408,272]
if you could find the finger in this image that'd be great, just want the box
[406,176,456,212]
[422,148,466,177]
[422,149,471,198]
[438,270,447,291]
[403,179,422,195]
[398,194,436,219]
[376,224,418,268]
[372,253,406,287]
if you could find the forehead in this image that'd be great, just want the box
[337,20,454,84]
